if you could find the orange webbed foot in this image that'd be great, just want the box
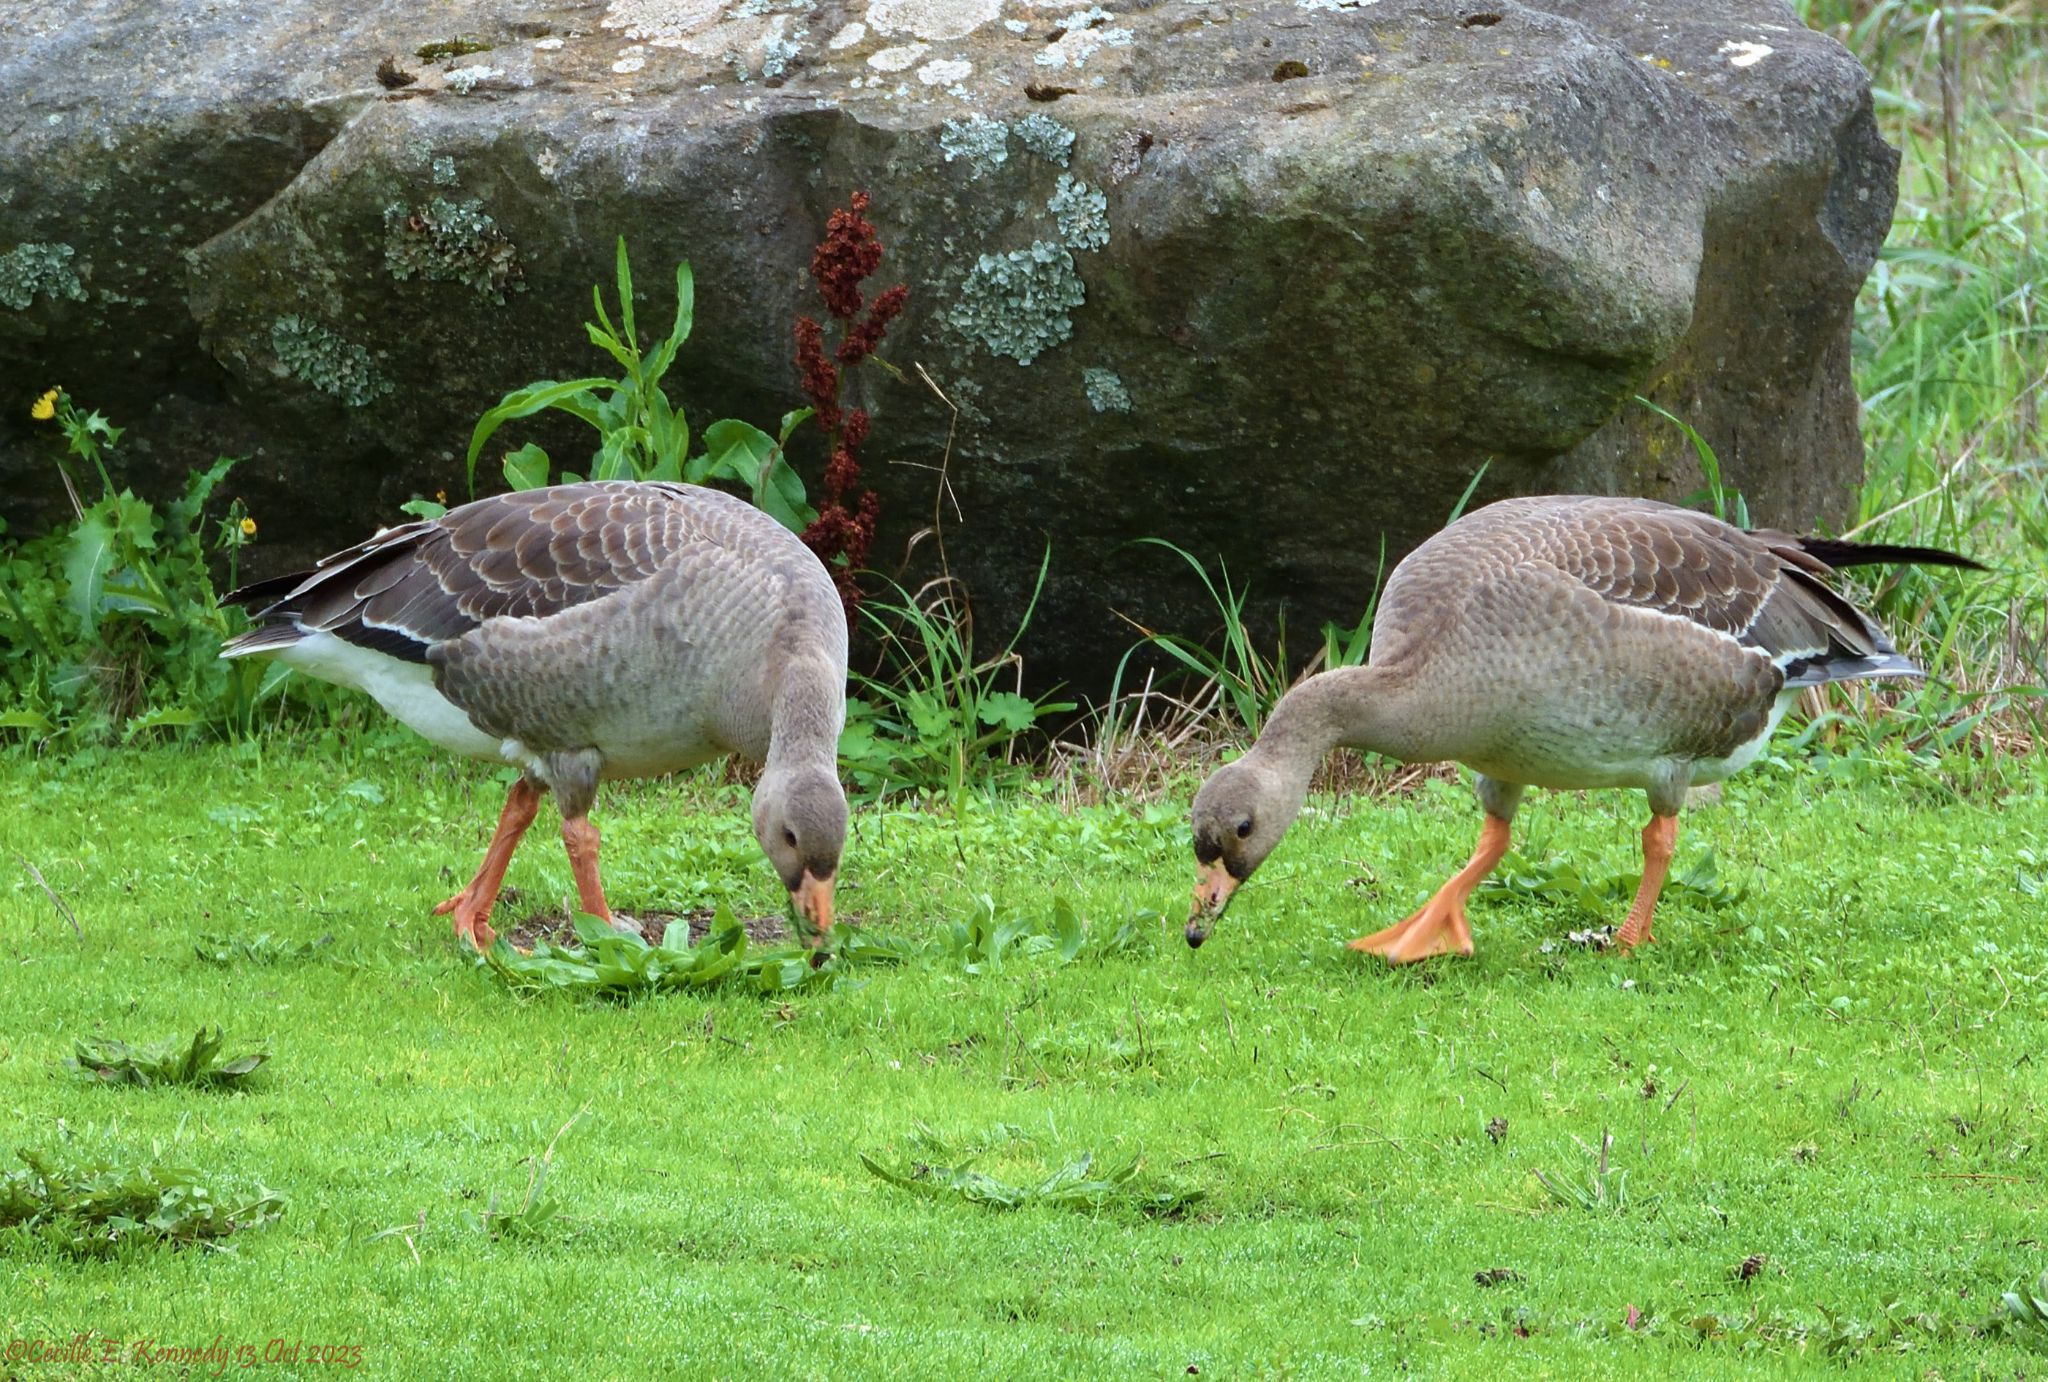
[1347,893,1476,964]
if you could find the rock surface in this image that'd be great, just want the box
[0,0,1895,689]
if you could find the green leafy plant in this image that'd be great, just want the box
[0,1148,284,1256]
[465,1107,587,1243]
[65,1026,268,1090]
[0,390,302,743]
[1485,848,1746,917]
[840,557,1076,800]
[457,238,815,532]
[1533,1128,1636,1214]
[1996,1269,2048,1345]
[942,896,1086,974]
[1637,396,1750,527]
[859,1145,1199,1217]
[480,897,1103,1000]
[194,931,338,966]
[481,907,918,999]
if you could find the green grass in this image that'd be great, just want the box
[2,7,2041,1377]
[1809,0,2048,732]
[3,739,2045,1376]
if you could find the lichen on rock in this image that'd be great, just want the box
[1047,174,1109,250]
[270,315,390,406]
[1083,366,1132,413]
[867,0,1003,42]
[950,241,1086,364]
[939,115,1009,174]
[443,64,502,94]
[382,197,524,302]
[1013,114,1075,166]
[0,242,88,310]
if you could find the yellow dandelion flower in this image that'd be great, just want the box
[240,516,258,537]
[30,388,60,421]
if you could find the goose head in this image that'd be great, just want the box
[1186,754,1303,948]
[753,764,848,955]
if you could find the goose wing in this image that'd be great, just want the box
[1533,499,1941,687]
[223,482,708,663]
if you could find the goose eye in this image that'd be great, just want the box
[783,828,798,849]
[1235,819,1253,840]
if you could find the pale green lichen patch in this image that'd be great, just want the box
[0,241,87,310]
[271,316,391,407]
[950,241,1086,364]
[1083,366,1131,413]
[1048,174,1109,251]
[444,65,502,94]
[939,116,1010,175]
[431,156,458,186]
[1013,114,1075,166]
[383,197,524,302]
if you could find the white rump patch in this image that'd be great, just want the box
[272,631,502,762]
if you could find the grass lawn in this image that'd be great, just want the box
[3,739,2045,1377]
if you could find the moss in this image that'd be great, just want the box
[939,116,1010,176]
[1013,114,1075,166]
[416,36,493,62]
[431,156,458,187]
[1047,174,1109,251]
[1082,366,1131,413]
[270,316,391,407]
[0,242,87,311]
[950,241,1086,365]
[382,197,524,302]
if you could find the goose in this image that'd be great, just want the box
[222,481,849,955]
[1186,495,1978,960]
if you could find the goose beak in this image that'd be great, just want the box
[792,870,836,965]
[1187,861,1238,948]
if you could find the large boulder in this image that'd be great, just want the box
[1,0,1895,690]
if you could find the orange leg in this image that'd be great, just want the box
[560,816,613,924]
[434,777,542,952]
[1614,814,1677,952]
[1349,815,1512,964]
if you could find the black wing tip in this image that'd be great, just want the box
[336,622,434,664]
[220,623,303,658]
[1781,650,1925,689]
[221,570,314,612]
[1796,537,1986,573]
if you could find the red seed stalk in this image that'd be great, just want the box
[796,191,905,619]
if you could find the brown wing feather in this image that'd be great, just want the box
[223,483,704,663]
[1481,498,1920,687]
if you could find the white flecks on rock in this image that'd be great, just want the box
[535,149,561,178]
[828,21,867,48]
[444,65,502,93]
[1036,8,1134,70]
[1004,18,1029,32]
[602,0,729,41]
[867,0,1003,42]
[868,42,930,71]
[535,36,566,50]
[918,56,973,85]
[1718,39,1772,68]
[1296,0,1378,9]
[613,45,649,73]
